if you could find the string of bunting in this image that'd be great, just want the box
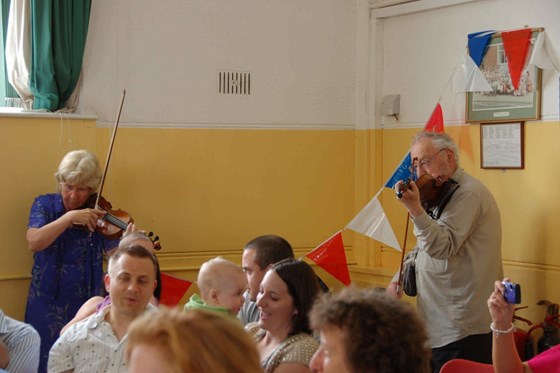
[305,27,559,287]
[160,28,560,295]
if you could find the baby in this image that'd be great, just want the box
[185,257,247,316]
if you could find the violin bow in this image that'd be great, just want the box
[95,89,126,209]
[396,167,414,293]
[396,212,410,294]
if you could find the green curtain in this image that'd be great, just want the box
[30,0,91,111]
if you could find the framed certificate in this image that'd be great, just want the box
[480,122,524,169]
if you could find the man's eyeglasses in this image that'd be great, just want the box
[412,148,446,172]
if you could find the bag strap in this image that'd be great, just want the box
[428,178,460,220]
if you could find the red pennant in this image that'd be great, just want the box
[501,29,532,91]
[424,104,444,133]
[306,231,350,286]
[159,272,193,306]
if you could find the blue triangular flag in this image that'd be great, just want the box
[384,152,414,188]
[468,30,495,67]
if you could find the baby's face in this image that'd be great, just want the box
[215,272,247,315]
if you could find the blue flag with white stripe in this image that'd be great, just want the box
[384,152,414,188]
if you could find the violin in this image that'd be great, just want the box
[396,174,460,219]
[73,90,161,250]
[77,194,161,250]
[82,194,132,240]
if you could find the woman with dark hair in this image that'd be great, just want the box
[247,258,320,373]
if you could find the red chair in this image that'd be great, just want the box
[440,359,494,373]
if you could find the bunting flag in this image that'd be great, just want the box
[468,30,495,67]
[528,31,558,71]
[424,103,445,133]
[159,272,193,307]
[385,102,446,189]
[451,52,493,93]
[501,28,532,91]
[306,231,351,286]
[385,152,413,188]
[346,194,401,251]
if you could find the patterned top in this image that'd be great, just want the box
[25,193,118,372]
[48,304,156,373]
[248,324,319,373]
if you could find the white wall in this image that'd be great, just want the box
[373,0,560,128]
[79,0,357,129]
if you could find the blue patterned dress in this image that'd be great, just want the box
[25,193,118,373]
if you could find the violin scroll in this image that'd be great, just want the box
[147,231,162,251]
[395,178,412,199]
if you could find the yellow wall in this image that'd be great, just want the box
[2,117,559,329]
[0,117,355,319]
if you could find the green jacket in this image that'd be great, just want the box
[184,294,231,316]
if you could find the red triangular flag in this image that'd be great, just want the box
[424,103,444,133]
[306,231,350,286]
[501,29,532,91]
[159,272,193,306]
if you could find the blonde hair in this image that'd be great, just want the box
[55,149,102,191]
[197,257,244,299]
[127,308,261,373]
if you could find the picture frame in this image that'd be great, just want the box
[466,29,542,123]
[480,121,524,169]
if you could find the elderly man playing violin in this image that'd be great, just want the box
[386,131,504,373]
[25,149,120,373]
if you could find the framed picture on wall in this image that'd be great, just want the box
[480,121,524,169]
[466,29,542,123]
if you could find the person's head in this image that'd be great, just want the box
[257,258,320,336]
[242,234,295,302]
[119,232,161,301]
[197,257,247,315]
[126,308,261,373]
[411,131,459,180]
[309,287,431,373]
[105,245,158,318]
[56,149,102,211]
[119,232,155,252]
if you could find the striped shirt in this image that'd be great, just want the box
[0,309,40,373]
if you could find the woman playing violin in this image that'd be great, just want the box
[25,149,119,373]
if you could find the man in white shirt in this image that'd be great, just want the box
[48,245,158,373]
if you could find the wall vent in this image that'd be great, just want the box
[218,71,251,95]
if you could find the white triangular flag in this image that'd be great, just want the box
[346,193,401,251]
[528,31,558,71]
[452,52,492,93]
